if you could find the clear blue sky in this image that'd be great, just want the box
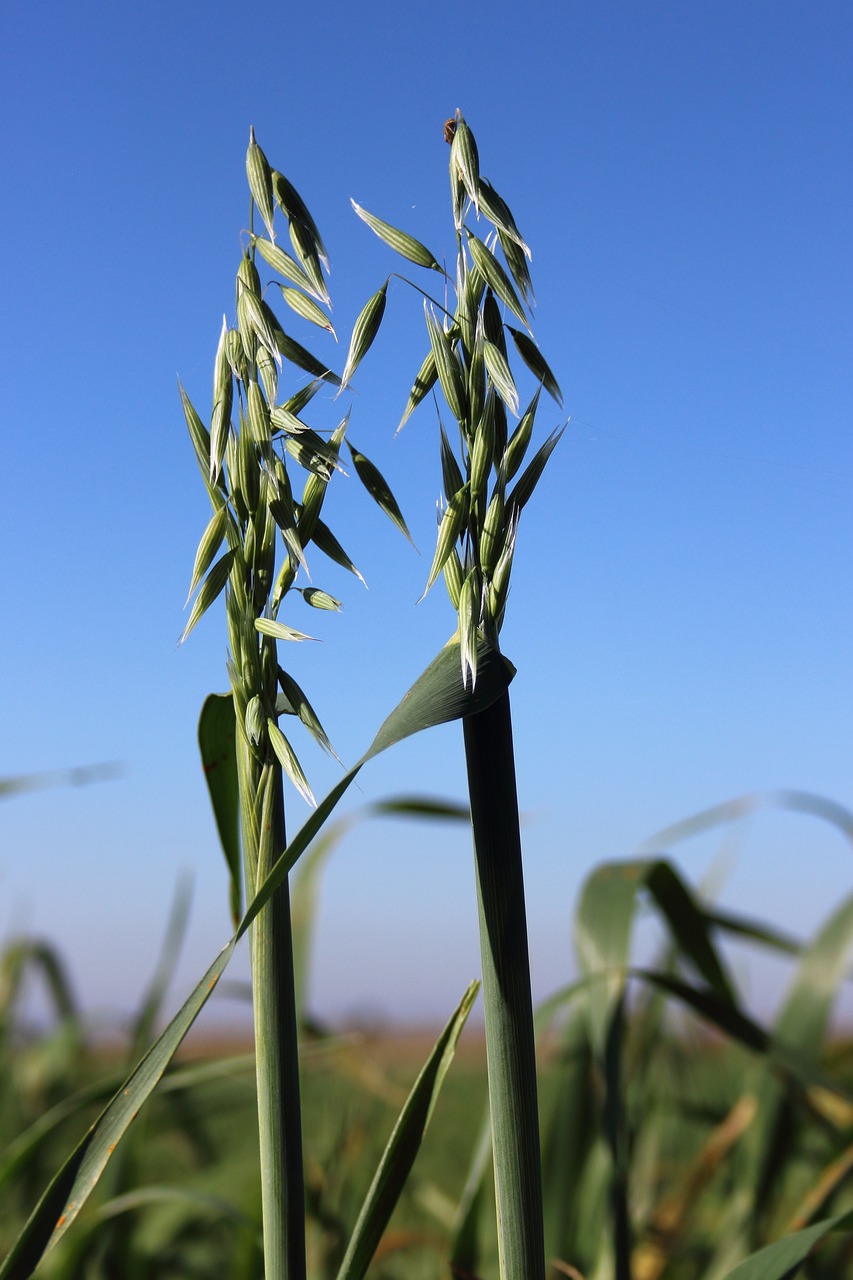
[2,1,852,1028]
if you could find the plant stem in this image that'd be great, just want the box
[241,747,306,1280]
[604,1000,632,1280]
[463,686,545,1280]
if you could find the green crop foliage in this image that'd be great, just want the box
[5,793,853,1278]
[351,108,566,1280]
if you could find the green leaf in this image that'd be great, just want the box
[180,548,237,644]
[0,942,239,1280]
[347,441,414,544]
[639,787,853,853]
[465,232,529,329]
[722,1211,853,1280]
[632,967,853,1106]
[774,890,853,1055]
[129,877,193,1059]
[450,1114,492,1278]
[575,857,735,1055]
[0,764,120,803]
[290,793,469,1025]
[335,981,480,1280]
[704,905,802,958]
[367,795,470,822]
[351,200,443,271]
[240,639,514,931]
[507,327,563,406]
[197,693,241,926]
[340,282,388,390]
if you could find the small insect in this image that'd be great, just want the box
[443,117,457,144]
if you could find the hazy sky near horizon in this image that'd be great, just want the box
[2,1,852,1029]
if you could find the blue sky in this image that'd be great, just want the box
[2,1,852,1028]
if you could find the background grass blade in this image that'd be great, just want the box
[127,876,192,1060]
[722,1210,853,1280]
[198,693,241,926]
[0,942,238,1280]
[334,980,479,1280]
[575,857,735,1055]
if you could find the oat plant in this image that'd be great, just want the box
[0,126,508,1280]
[179,129,406,1280]
[352,110,564,1280]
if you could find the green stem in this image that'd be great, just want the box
[604,1000,632,1280]
[463,687,545,1280]
[240,747,306,1280]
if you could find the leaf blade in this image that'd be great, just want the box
[334,981,480,1280]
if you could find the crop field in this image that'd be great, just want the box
[4,808,853,1280]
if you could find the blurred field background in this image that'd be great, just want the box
[3,1,853,1275]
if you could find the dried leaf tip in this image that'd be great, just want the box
[443,117,457,144]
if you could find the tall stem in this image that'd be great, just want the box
[240,746,306,1280]
[463,687,545,1280]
